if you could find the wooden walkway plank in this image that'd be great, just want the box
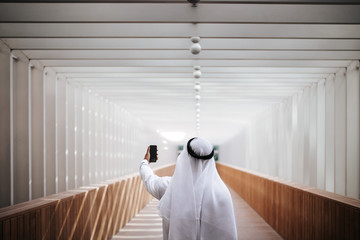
[112,187,283,240]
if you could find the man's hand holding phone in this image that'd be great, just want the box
[144,145,158,164]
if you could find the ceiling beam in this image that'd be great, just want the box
[22,49,360,60]
[1,23,360,38]
[63,72,328,78]
[52,66,339,74]
[4,38,360,50]
[39,59,352,67]
[0,3,359,24]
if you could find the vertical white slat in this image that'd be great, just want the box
[94,96,98,183]
[104,99,107,179]
[317,79,326,190]
[109,102,113,178]
[113,105,116,177]
[303,87,310,186]
[291,94,298,183]
[346,61,360,199]
[81,89,85,186]
[121,109,125,176]
[335,68,347,195]
[309,84,318,188]
[115,106,118,177]
[325,74,336,193]
[65,79,69,191]
[9,51,15,206]
[98,99,102,181]
[74,85,78,189]
[55,75,59,194]
[125,111,128,174]
[298,91,305,184]
[112,103,116,177]
[101,98,104,180]
[42,69,47,197]
[106,101,109,179]
[28,62,32,201]
[88,91,92,184]
[117,106,121,177]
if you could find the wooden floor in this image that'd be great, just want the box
[112,187,283,240]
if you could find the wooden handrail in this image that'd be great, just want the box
[0,164,175,239]
[216,162,360,240]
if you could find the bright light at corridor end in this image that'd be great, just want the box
[160,131,186,142]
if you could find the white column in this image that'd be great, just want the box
[335,68,347,195]
[65,79,69,191]
[325,74,335,192]
[346,61,360,199]
[317,79,326,190]
[74,85,78,188]
[55,75,59,193]
[9,51,15,205]
[309,84,317,188]
[303,87,310,186]
[28,62,32,200]
[42,69,47,196]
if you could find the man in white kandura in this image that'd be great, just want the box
[139,137,238,240]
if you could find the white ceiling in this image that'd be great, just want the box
[0,0,359,144]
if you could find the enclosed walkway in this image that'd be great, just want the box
[1,0,360,239]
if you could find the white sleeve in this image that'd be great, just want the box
[139,160,172,200]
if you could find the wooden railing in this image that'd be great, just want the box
[217,162,360,240]
[0,164,175,240]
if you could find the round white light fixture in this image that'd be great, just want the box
[194,84,201,91]
[190,43,201,55]
[193,70,202,78]
[195,95,201,100]
[194,65,201,71]
[191,37,200,43]
[196,102,200,107]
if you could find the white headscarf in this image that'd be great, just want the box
[158,138,237,240]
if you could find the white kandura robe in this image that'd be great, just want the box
[139,138,237,240]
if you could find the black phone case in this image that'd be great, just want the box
[149,145,157,163]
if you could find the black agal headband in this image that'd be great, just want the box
[187,137,214,160]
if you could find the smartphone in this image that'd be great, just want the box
[149,145,157,163]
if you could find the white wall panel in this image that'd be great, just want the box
[303,87,310,186]
[271,106,279,177]
[67,83,75,190]
[290,95,298,182]
[89,93,95,184]
[219,61,359,199]
[82,89,89,186]
[75,86,83,188]
[317,79,326,190]
[0,41,11,208]
[335,69,346,195]
[325,75,335,192]
[284,97,293,181]
[346,61,360,199]
[0,45,178,207]
[30,65,44,199]
[45,70,56,196]
[12,51,29,204]
[57,78,66,193]
[309,84,317,188]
